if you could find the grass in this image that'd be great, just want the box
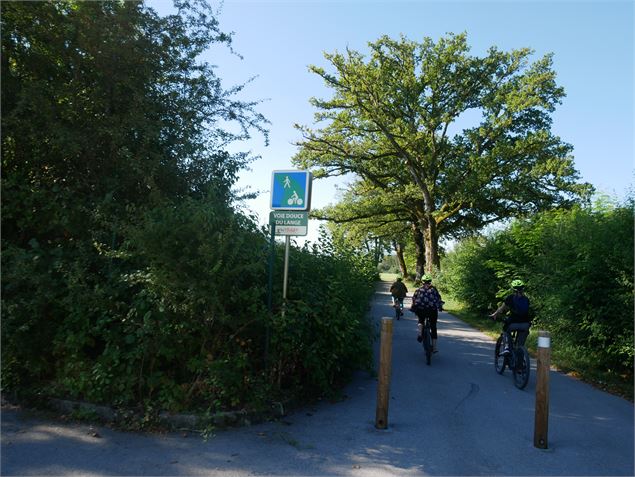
[380,272,418,292]
[441,296,501,339]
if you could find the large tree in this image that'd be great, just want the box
[293,33,592,272]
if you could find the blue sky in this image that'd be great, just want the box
[153,0,634,242]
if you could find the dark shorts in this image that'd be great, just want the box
[505,322,530,332]
[415,308,439,339]
[504,321,530,346]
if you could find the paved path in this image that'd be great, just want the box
[2,281,633,476]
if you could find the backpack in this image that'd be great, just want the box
[511,294,530,317]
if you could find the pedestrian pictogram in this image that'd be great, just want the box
[270,170,312,211]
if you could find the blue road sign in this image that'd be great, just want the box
[270,170,312,211]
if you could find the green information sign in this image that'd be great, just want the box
[269,211,309,236]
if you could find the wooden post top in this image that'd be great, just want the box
[538,330,551,348]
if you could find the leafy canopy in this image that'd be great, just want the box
[294,33,593,269]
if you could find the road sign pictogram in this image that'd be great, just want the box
[270,170,312,211]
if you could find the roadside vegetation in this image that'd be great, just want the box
[391,199,633,401]
[2,0,631,427]
[1,1,376,420]
[436,200,634,401]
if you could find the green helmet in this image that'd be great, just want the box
[511,279,525,289]
[422,274,433,282]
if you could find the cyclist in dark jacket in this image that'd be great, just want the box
[490,279,531,354]
[410,274,444,352]
[390,278,408,317]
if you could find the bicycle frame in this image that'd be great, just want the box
[495,328,530,389]
[420,315,433,365]
[393,298,404,319]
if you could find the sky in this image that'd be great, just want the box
[153,0,634,243]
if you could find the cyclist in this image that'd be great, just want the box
[389,277,408,318]
[410,274,444,353]
[489,279,531,355]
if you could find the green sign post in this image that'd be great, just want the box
[269,170,312,319]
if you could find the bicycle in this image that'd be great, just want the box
[287,191,303,205]
[418,315,433,365]
[392,298,404,320]
[491,318,531,389]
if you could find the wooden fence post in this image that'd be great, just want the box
[534,330,551,449]
[375,317,394,429]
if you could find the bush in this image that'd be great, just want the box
[441,199,634,385]
[265,234,377,399]
[2,194,378,413]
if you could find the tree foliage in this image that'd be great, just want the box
[293,33,593,272]
[1,0,377,414]
[2,0,268,250]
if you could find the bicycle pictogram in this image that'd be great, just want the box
[271,170,312,211]
[287,190,303,205]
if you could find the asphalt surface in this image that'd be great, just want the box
[2,281,634,476]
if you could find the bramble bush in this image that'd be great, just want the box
[2,196,377,413]
[1,0,379,415]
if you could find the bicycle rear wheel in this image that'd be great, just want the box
[395,304,401,320]
[513,347,531,389]
[423,328,432,365]
[494,335,507,374]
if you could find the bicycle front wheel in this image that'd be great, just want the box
[513,347,531,389]
[494,335,506,374]
[423,328,432,365]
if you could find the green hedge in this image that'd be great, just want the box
[2,197,377,413]
[1,0,376,417]
[439,200,634,384]
[267,237,377,398]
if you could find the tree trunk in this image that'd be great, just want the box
[364,237,381,267]
[394,241,408,278]
[411,223,425,280]
[423,219,440,273]
[373,237,382,267]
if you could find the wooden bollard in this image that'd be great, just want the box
[375,317,394,429]
[534,330,551,449]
